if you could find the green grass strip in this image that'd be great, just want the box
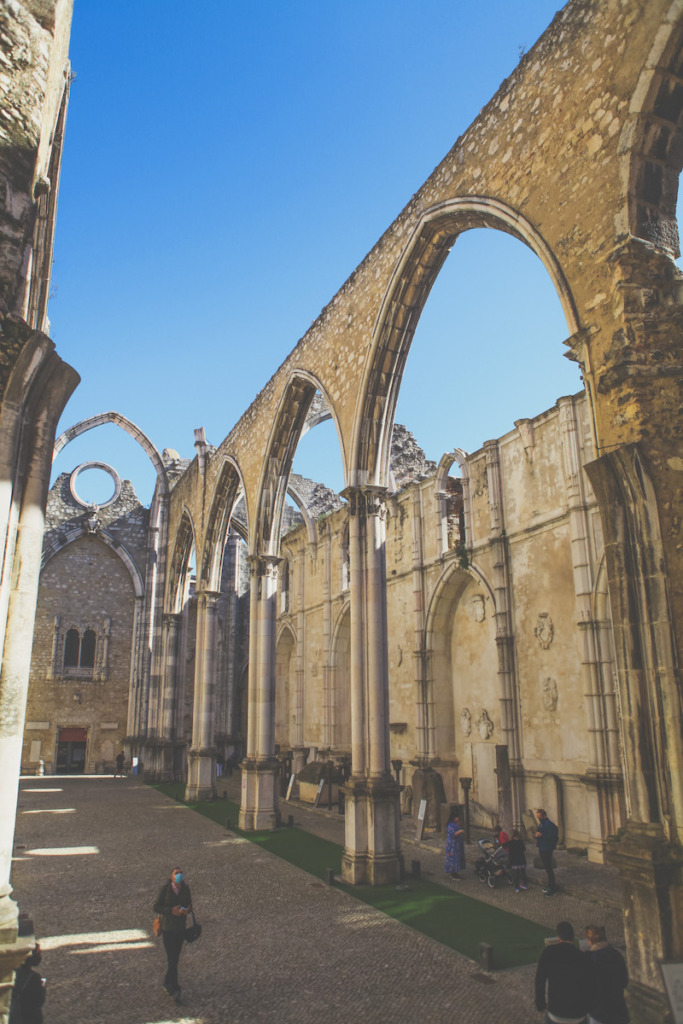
[153,782,552,968]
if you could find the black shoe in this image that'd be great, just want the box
[163,986,174,997]
[174,988,182,1005]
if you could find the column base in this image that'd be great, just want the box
[607,820,683,1016]
[238,758,280,831]
[185,747,216,802]
[341,775,402,886]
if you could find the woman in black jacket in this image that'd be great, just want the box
[153,867,192,1004]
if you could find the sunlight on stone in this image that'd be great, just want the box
[41,929,148,950]
[22,808,75,814]
[20,788,63,793]
[70,940,154,954]
[27,846,99,856]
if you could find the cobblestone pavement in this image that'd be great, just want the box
[12,776,625,1024]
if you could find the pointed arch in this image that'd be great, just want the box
[255,371,346,556]
[622,6,683,254]
[352,197,580,487]
[167,507,196,614]
[200,456,248,591]
[331,601,351,753]
[53,411,169,496]
[41,526,144,598]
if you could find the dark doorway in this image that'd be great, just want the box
[57,728,88,774]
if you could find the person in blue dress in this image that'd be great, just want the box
[444,809,466,879]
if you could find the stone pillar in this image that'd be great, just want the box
[484,441,522,823]
[239,556,280,830]
[558,396,623,859]
[0,335,77,1019]
[186,590,220,801]
[586,445,683,1021]
[155,612,182,781]
[341,487,401,886]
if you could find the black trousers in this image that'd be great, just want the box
[162,930,185,993]
[539,848,556,889]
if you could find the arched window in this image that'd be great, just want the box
[80,629,96,668]
[62,627,97,674]
[64,628,80,667]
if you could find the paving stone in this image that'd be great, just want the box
[11,776,624,1024]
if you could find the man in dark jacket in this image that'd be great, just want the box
[535,807,559,895]
[153,867,192,1004]
[585,925,629,1024]
[535,921,594,1024]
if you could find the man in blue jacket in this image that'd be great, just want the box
[535,807,559,895]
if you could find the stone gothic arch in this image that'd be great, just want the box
[353,198,580,488]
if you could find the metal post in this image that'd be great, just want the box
[460,777,472,844]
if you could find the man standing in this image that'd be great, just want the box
[535,807,559,895]
[114,750,125,778]
[535,921,594,1023]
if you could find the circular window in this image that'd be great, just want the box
[69,462,122,509]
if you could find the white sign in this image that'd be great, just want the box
[662,963,683,1024]
[415,798,427,841]
[314,778,325,807]
[286,774,296,801]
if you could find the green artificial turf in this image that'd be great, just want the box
[153,782,551,968]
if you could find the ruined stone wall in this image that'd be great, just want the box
[23,537,135,773]
[276,392,617,855]
[0,0,73,329]
[22,472,149,772]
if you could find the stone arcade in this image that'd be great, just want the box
[1,2,683,1021]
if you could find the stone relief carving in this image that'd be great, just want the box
[470,594,485,622]
[477,708,494,739]
[542,677,558,712]
[84,503,102,535]
[534,612,554,649]
[460,706,472,736]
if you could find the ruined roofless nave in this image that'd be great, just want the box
[2,2,683,1021]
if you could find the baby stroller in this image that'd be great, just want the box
[474,837,514,888]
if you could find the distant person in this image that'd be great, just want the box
[535,808,559,895]
[10,943,45,1024]
[584,925,629,1024]
[535,920,594,1024]
[153,867,192,1004]
[444,809,466,879]
[114,750,125,778]
[507,828,528,892]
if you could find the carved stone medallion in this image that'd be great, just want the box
[460,707,472,736]
[542,677,558,712]
[534,612,554,649]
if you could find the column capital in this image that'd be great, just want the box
[340,485,388,519]
[195,588,221,608]
[247,553,281,579]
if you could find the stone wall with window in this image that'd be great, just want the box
[21,474,147,774]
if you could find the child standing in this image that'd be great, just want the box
[507,829,528,892]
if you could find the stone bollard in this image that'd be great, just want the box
[325,868,335,885]
[37,760,45,777]
[288,814,294,828]
[479,942,494,971]
[411,859,421,879]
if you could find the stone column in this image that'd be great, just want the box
[0,336,77,1017]
[239,556,280,830]
[341,487,401,886]
[156,612,182,781]
[484,441,522,823]
[558,396,623,859]
[185,590,220,801]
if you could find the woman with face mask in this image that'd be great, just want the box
[153,867,192,1004]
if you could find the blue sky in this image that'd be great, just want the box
[50,1,584,505]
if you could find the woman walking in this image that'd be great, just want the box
[444,810,466,879]
[153,867,192,1005]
